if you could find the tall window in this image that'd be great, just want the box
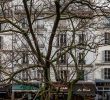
[104,17,110,27]
[37,17,44,29]
[33,69,37,80]
[0,36,3,49]
[21,18,28,28]
[22,52,28,64]
[58,20,67,29]
[22,70,29,81]
[57,52,67,64]
[105,32,110,44]
[103,50,110,62]
[78,53,85,64]
[37,70,43,80]
[0,54,1,64]
[0,23,1,31]
[103,68,110,79]
[32,69,43,81]
[58,70,69,81]
[78,34,85,45]
[57,34,67,47]
[78,70,84,80]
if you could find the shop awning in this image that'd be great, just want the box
[73,81,96,96]
[12,83,40,92]
[0,84,11,93]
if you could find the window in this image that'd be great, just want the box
[57,34,67,47]
[58,20,67,29]
[22,52,28,64]
[37,34,44,48]
[37,17,44,29]
[104,68,110,79]
[21,18,28,28]
[78,70,84,80]
[104,17,110,27]
[22,70,29,81]
[103,50,110,62]
[0,72,2,81]
[33,69,37,80]
[58,70,69,81]
[78,53,85,64]
[32,69,43,81]
[57,52,67,64]
[78,34,85,45]
[0,23,1,31]
[0,36,3,49]
[0,54,1,64]
[98,87,103,90]
[37,70,43,80]
[105,33,110,44]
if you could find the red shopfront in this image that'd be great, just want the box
[51,81,96,100]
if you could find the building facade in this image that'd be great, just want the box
[0,0,110,100]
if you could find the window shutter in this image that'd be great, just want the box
[101,68,104,79]
[33,70,37,79]
[109,33,110,44]
[104,33,110,44]
[64,53,66,64]
[60,34,63,45]
[19,72,22,80]
[105,33,107,44]
[57,53,59,64]
[102,51,105,62]
[0,36,3,49]
[57,34,59,47]
[84,70,88,80]
[37,17,44,29]
[22,52,28,64]
[0,54,1,64]
[79,34,84,44]
[64,34,67,46]
[0,23,1,31]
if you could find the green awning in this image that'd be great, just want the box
[12,84,40,92]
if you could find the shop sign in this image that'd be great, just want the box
[12,84,39,91]
[77,88,91,92]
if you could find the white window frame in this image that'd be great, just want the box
[103,50,110,62]
[103,68,110,79]
[105,32,110,44]
[58,70,69,81]
[57,34,67,47]
[78,33,85,44]
[57,52,67,65]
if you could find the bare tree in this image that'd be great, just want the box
[0,0,109,100]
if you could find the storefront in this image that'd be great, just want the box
[12,83,40,100]
[73,81,97,100]
[95,79,110,100]
[0,84,11,99]
[51,82,68,100]
[51,81,96,100]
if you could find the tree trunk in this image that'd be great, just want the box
[43,67,50,100]
[67,79,79,100]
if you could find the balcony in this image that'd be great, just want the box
[14,5,37,14]
[0,10,12,18]
[14,5,25,14]
[0,0,13,3]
